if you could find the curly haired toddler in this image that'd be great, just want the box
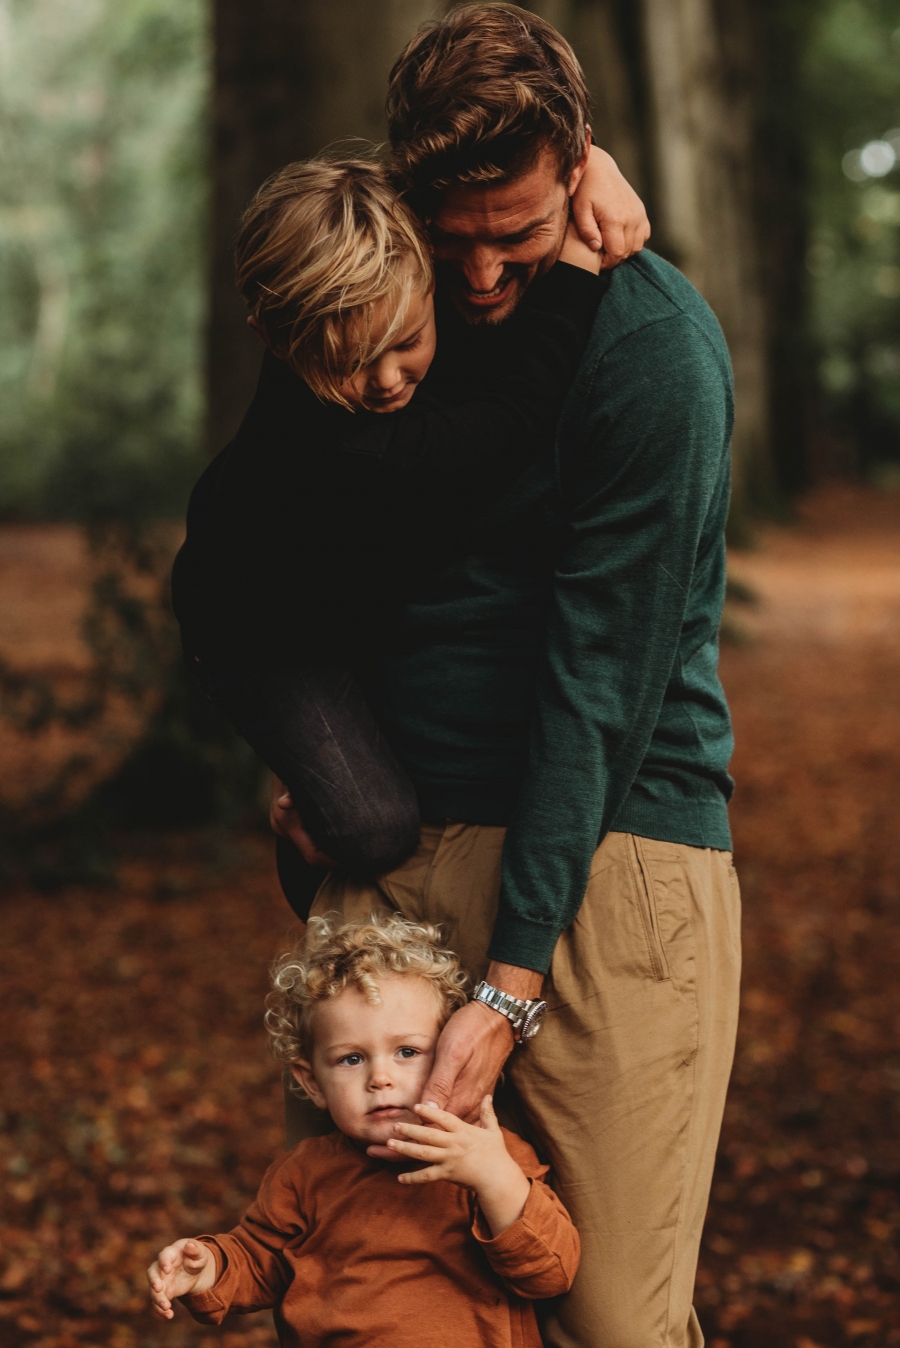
[147,914,579,1347]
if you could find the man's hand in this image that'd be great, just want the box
[570,143,651,270]
[148,1238,216,1319]
[423,961,544,1120]
[269,776,338,868]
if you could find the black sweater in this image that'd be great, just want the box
[171,264,601,674]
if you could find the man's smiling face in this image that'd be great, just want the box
[429,143,587,325]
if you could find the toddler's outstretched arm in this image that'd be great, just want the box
[147,1238,216,1320]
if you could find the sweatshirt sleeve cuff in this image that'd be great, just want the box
[471,1178,579,1299]
[179,1286,229,1323]
[471,1178,539,1250]
[486,909,561,973]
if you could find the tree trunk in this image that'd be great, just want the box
[747,0,820,497]
[528,0,776,521]
[639,0,773,523]
[210,0,442,453]
[525,1,647,197]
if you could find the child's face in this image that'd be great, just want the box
[340,289,436,414]
[292,975,442,1146]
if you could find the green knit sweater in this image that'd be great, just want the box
[373,252,735,973]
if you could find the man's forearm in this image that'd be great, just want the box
[485,960,544,1002]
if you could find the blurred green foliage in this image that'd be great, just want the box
[0,0,209,522]
[804,0,900,475]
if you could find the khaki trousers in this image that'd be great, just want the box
[286,825,741,1348]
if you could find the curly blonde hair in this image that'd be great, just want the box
[235,157,433,409]
[265,912,469,1066]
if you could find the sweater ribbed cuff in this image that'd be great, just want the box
[486,910,562,975]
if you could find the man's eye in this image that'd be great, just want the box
[397,1047,420,1059]
[338,1053,364,1066]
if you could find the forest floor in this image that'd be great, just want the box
[2,484,900,1348]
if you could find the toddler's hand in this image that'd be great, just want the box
[388,1095,531,1236]
[570,143,650,269]
[147,1237,216,1319]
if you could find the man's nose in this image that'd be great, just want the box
[461,244,506,294]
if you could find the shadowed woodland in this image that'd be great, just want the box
[2,3,900,1347]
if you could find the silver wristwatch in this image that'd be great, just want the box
[472,980,547,1042]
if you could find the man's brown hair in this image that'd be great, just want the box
[386,3,590,209]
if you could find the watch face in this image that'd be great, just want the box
[520,1000,548,1042]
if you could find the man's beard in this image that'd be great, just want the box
[437,262,533,327]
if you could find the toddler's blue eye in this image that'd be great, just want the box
[339,1053,364,1066]
[397,1047,420,1059]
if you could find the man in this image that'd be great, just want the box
[277,7,740,1345]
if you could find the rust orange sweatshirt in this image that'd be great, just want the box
[181,1127,580,1347]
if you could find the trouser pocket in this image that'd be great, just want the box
[627,834,670,981]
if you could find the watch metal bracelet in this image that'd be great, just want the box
[472,980,548,1042]
[473,980,529,1030]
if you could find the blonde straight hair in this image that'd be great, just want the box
[235,158,433,408]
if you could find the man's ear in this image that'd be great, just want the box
[291,1059,328,1110]
[567,126,593,197]
[247,314,269,347]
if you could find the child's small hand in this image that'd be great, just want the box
[388,1095,531,1236]
[570,143,650,270]
[147,1238,216,1319]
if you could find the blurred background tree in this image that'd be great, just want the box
[804,0,900,483]
[3,0,900,859]
[0,0,208,523]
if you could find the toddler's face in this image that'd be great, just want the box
[340,289,436,414]
[292,975,441,1146]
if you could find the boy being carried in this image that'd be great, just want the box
[147,915,579,1346]
[171,153,628,908]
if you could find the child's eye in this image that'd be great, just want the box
[396,335,422,352]
[397,1046,421,1059]
[338,1053,364,1066]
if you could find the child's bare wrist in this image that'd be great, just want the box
[474,1155,529,1212]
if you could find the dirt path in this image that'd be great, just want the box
[1,486,900,1348]
[702,486,900,1348]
